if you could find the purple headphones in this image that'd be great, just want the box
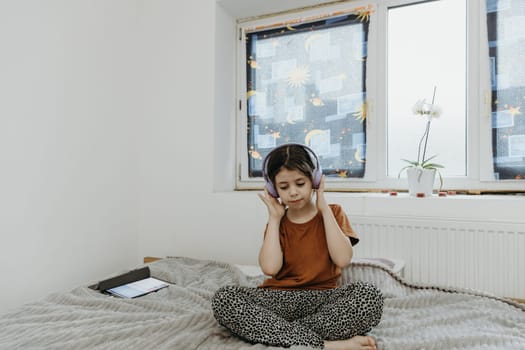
[261,143,323,198]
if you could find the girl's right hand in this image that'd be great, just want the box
[257,189,285,220]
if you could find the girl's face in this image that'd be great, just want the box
[274,168,313,209]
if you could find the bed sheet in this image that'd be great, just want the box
[0,257,523,350]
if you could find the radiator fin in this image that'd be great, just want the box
[351,216,524,299]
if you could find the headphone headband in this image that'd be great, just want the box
[261,143,322,198]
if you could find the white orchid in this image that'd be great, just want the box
[413,99,442,120]
[399,87,444,189]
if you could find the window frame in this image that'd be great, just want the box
[235,0,525,193]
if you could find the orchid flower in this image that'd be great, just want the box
[399,86,444,190]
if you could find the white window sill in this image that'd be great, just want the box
[213,189,525,223]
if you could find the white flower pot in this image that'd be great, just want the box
[406,167,436,197]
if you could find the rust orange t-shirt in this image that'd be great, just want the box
[260,204,358,290]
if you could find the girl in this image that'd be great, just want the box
[212,144,383,350]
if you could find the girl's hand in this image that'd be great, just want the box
[258,189,285,220]
[315,175,330,213]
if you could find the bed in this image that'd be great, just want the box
[0,256,523,350]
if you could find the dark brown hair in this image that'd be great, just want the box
[266,144,315,185]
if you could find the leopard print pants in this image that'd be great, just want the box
[212,282,384,348]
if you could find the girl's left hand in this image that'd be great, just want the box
[315,175,329,213]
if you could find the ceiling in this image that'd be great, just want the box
[216,0,337,20]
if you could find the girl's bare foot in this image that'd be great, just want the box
[324,335,377,350]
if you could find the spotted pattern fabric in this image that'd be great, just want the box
[212,282,384,348]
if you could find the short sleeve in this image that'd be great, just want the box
[330,204,359,246]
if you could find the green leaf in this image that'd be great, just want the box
[398,164,416,178]
[401,159,421,166]
[422,163,444,169]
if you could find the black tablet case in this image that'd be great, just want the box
[89,266,151,292]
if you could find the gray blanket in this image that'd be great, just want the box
[0,257,523,350]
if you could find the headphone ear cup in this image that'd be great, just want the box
[265,181,279,198]
[312,168,322,189]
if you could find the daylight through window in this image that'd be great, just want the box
[387,0,467,177]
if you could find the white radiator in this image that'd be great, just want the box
[351,215,525,299]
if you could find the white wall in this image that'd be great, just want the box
[0,1,141,314]
[135,0,269,266]
[1,0,523,315]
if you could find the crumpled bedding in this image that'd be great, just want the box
[0,256,523,350]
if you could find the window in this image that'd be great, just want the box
[235,0,525,192]
[244,12,369,179]
[486,0,525,180]
[387,0,466,177]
